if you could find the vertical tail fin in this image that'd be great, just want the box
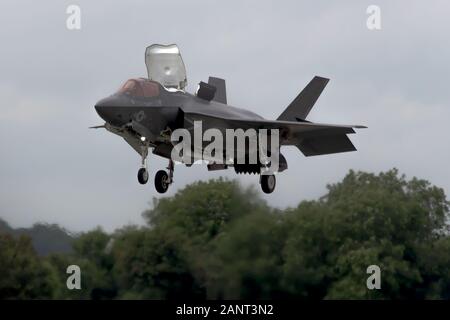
[277,76,329,121]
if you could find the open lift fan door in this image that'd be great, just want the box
[145,44,187,91]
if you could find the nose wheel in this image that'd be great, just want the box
[137,143,149,184]
[260,174,276,194]
[154,160,174,194]
[137,167,149,184]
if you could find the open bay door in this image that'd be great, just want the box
[145,44,187,91]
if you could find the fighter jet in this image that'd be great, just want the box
[93,44,365,194]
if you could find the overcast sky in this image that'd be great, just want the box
[0,0,449,232]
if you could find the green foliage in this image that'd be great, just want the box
[0,234,58,299]
[112,226,203,299]
[143,178,267,242]
[112,178,266,299]
[205,212,286,299]
[320,169,449,299]
[0,170,449,299]
[52,228,116,299]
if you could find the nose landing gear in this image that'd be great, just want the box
[137,144,149,184]
[137,168,149,184]
[136,139,174,193]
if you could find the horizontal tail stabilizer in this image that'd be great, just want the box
[296,134,356,157]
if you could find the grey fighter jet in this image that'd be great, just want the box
[93,44,366,194]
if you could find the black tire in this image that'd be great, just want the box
[261,174,276,194]
[137,168,149,184]
[155,170,169,193]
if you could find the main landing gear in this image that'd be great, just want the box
[136,142,173,193]
[260,174,276,194]
[154,160,174,194]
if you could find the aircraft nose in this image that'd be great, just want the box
[95,96,128,126]
[95,97,115,123]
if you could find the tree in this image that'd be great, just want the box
[1,169,449,299]
[143,178,267,240]
[112,226,204,299]
[205,212,287,299]
[48,228,116,299]
[0,234,58,299]
[282,169,449,299]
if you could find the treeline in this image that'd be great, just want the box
[0,169,449,299]
[0,220,73,256]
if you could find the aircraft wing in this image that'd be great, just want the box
[183,112,366,157]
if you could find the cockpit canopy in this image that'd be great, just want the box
[145,44,187,91]
[117,78,160,98]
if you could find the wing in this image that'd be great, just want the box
[183,112,366,157]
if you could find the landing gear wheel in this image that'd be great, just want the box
[155,170,169,193]
[261,174,276,194]
[137,168,149,184]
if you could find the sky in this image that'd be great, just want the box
[0,0,449,232]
